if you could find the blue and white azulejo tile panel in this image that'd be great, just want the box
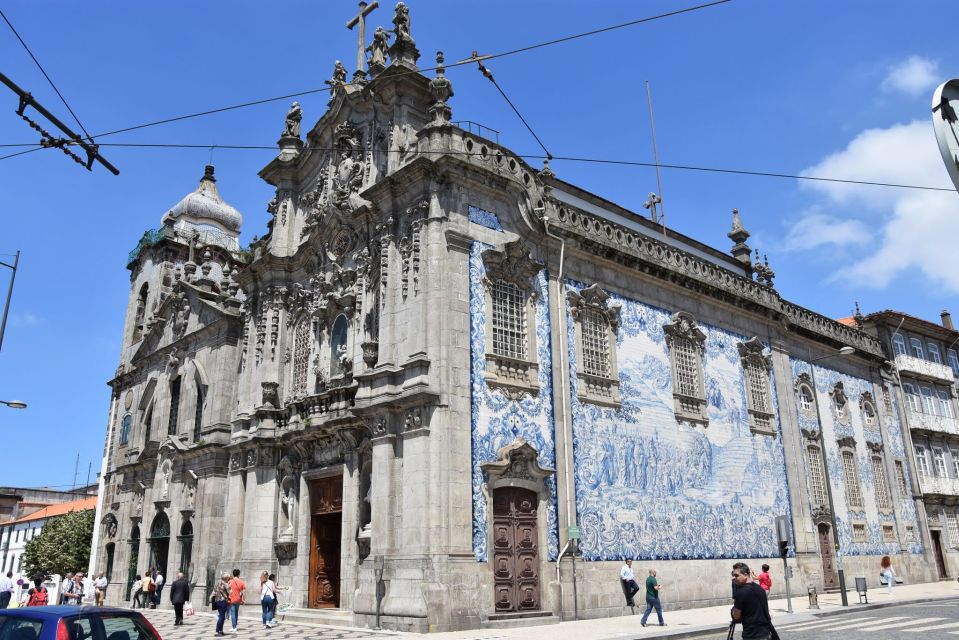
[567,281,792,561]
[468,242,559,562]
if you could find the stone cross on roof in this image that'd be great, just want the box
[347,1,380,81]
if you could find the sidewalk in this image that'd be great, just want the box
[409,580,959,640]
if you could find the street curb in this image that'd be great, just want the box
[598,592,959,640]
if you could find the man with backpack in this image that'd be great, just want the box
[25,576,48,607]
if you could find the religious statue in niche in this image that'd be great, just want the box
[366,26,389,72]
[282,101,302,139]
[183,476,196,511]
[159,462,172,501]
[106,518,118,539]
[330,122,366,211]
[133,491,143,517]
[279,474,297,539]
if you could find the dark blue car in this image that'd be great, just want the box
[0,606,161,640]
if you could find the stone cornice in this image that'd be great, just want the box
[548,204,884,359]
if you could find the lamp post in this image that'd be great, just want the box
[0,400,26,409]
[809,345,855,607]
[0,250,20,353]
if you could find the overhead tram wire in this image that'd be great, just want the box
[0,8,93,141]
[473,57,552,160]
[13,0,733,147]
[3,141,951,193]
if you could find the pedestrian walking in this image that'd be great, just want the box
[880,555,896,595]
[25,576,49,607]
[730,562,776,640]
[59,573,74,606]
[94,572,108,606]
[640,568,665,628]
[260,571,276,628]
[756,564,772,593]
[141,571,153,609]
[619,559,640,609]
[169,572,190,625]
[213,573,231,636]
[153,570,164,608]
[130,575,143,609]
[268,574,279,618]
[227,569,246,634]
[0,571,14,609]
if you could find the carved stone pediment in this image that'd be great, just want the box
[736,336,770,367]
[810,505,833,526]
[663,311,707,347]
[866,440,883,453]
[481,439,554,494]
[836,435,857,450]
[481,240,542,292]
[568,283,621,329]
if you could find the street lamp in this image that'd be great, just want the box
[0,400,26,409]
[808,345,855,607]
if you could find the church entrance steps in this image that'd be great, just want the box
[274,607,357,628]
[482,611,559,629]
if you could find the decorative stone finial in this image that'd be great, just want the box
[854,301,864,327]
[727,208,752,269]
[428,51,453,124]
[642,192,662,223]
[538,157,555,180]
[203,165,216,182]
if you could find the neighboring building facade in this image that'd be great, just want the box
[92,4,936,631]
[0,485,97,524]
[853,309,959,579]
[0,496,97,595]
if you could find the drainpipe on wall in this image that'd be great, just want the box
[541,211,578,621]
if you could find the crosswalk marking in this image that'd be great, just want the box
[777,617,877,631]
[904,621,959,632]
[811,616,912,630]
[853,617,945,631]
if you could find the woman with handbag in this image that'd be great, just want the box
[212,574,231,636]
[260,571,277,629]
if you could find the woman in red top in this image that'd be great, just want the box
[757,564,772,592]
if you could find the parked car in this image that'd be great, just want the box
[0,606,161,640]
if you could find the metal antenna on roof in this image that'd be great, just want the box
[72,452,79,492]
[645,80,667,240]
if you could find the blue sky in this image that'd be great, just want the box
[0,0,956,484]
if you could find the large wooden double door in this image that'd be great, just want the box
[492,487,540,612]
[309,476,343,609]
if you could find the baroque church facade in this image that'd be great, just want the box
[93,4,937,631]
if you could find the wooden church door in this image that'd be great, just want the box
[492,487,540,612]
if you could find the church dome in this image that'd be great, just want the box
[161,165,242,235]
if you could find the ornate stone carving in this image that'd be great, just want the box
[830,382,850,425]
[404,406,423,431]
[331,121,366,211]
[261,381,280,409]
[481,439,554,493]
[810,504,833,525]
[182,473,196,511]
[481,239,541,294]
[429,51,453,124]
[567,283,622,407]
[314,435,346,467]
[836,435,857,450]
[246,449,258,467]
[366,26,389,75]
[388,1,419,64]
[663,311,708,426]
[282,101,302,139]
[325,61,348,103]
[274,540,297,560]
[229,452,242,471]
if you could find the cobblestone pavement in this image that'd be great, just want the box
[138,609,391,640]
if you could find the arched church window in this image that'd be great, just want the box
[805,444,827,508]
[192,383,204,442]
[738,337,774,435]
[797,383,815,413]
[292,319,311,396]
[133,283,148,342]
[491,280,528,361]
[840,444,864,510]
[120,414,132,445]
[168,377,181,436]
[871,453,891,511]
[330,314,349,378]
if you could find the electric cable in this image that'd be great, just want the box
[474,59,552,160]
[0,8,93,141]
[2,142,950,192]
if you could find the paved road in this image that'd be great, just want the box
[694,598,959,639]
[140,610,390,640]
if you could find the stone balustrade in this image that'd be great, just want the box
[896,353,956,383]
[907,410,959,435]
[920,475,959,497]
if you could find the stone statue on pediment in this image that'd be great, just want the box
[367,26,389,73]
[283,102,302,139]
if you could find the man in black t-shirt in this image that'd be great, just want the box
[730,562,773,640]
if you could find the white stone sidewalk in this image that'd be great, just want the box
[405,580,959,640]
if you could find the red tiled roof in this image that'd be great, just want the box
[836,316,857,327]
[11,496,97,524]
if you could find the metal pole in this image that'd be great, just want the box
[782,555,793,613]
[571,539,579,621]
[0,250,20,353]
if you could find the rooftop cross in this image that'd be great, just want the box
[347,1,380,80]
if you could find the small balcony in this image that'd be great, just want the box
[895,353,956,384]
[919,475,959,497]
[907,410,959,436]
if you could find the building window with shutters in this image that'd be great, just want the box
[568,284,621,407]
[738,337,775,435]
[860,395,877,427]
[910,337,925,359]
[914,445,931,477]
[895,460,908,495]
[871,453,891,511]
[805,445,827,508]
[663,311,708,426]
[481,240,542,397]
[934,447,948,477]
[892,334,906,356]
[840,445,864,510]
[797,382,815,414]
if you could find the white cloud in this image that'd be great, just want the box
[881,55,940,97]
[796,119,959,292]
[783,211,872,252]
[9,312,42,328]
